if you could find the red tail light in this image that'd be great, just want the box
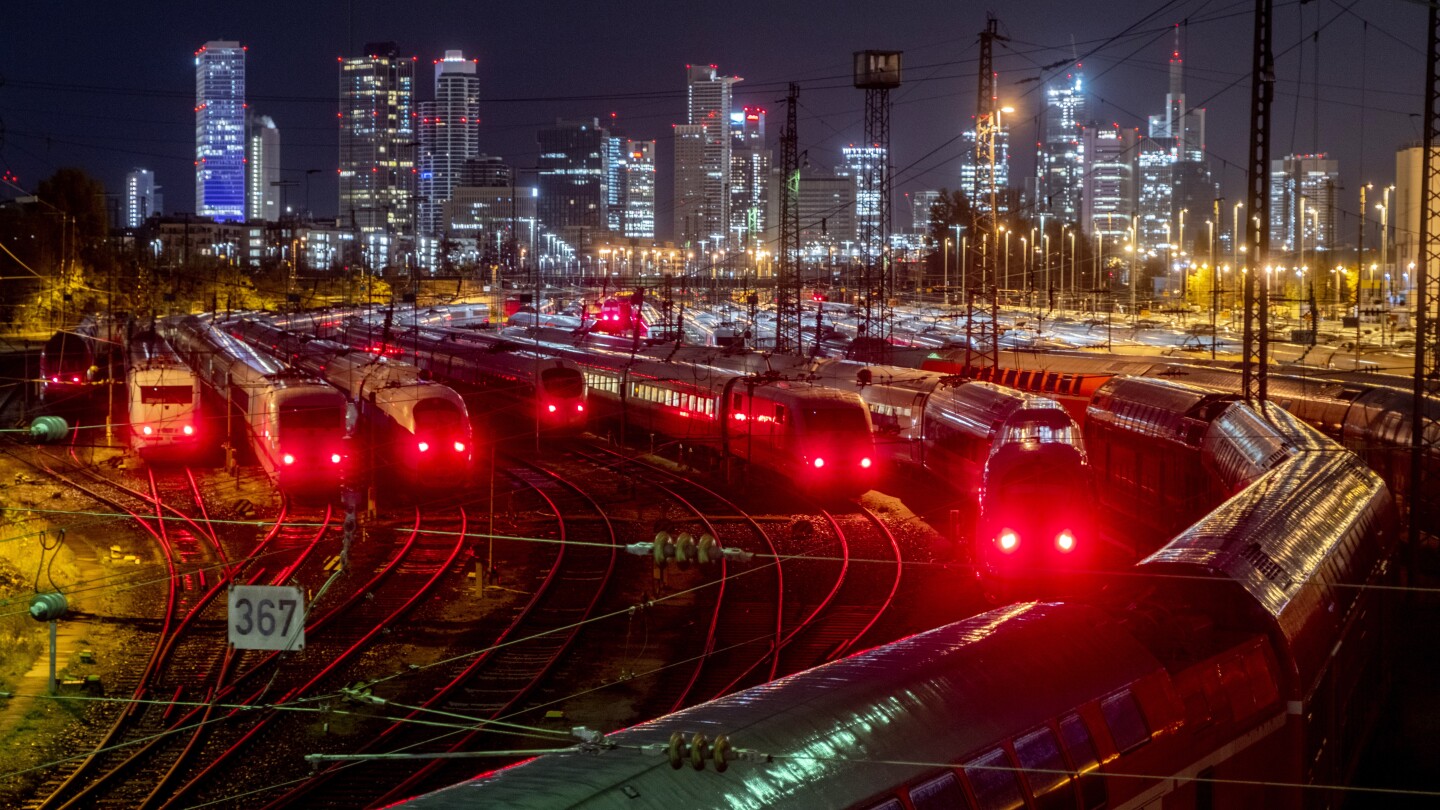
[330,453,342,464]
[182,425,195,436]
[282,453,295,466]
[576,404,584,412]
[547,404,557,413]
[418,441,430,453]
[813,457,825,469]
[454,441,466,452]
[1055,530,1075,553]
[860,457,872,469]
[997,530,1019,552]
[141,425,153,436]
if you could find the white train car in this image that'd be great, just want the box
[226,317,474,488]
[169,316,348,495]
[126,329,202,460]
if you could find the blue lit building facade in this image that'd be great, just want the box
[195,41,246,222]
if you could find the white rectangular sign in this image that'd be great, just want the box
[227,585,305,651]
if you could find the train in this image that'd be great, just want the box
[339,318,590,436]
[224,316,474,488]
[595,296,646,337]
[125,329,202,460]
[570,343,1093,584]
[395,379,1397,809]
[39,326,96,403]
[920,347,1440,540]
[168,316,348,495]
[437,325,879,497]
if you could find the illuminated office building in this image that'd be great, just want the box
[195,40,246,222]
[339,42,417,242]
[674,64,739,246]
[537,118,609,248]
[125,169,160,228]
[730,107,769,250]
[1037,69,1085,223]
[418,50,480,237]
[246,115,281,221]
[1269,154,1339,254]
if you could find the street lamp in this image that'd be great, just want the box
[943,237,952,304]
[1067,229,1076,300]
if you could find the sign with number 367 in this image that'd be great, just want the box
[228,585,305,651]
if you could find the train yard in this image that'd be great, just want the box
[0,304,1434,808]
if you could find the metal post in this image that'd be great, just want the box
[48,619,57,695]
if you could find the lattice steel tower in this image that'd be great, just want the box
[854,51,901,345]
[1242,0,1273,405]
[1413,2,1440,558]
[776,83,801,354]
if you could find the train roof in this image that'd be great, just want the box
[1140,422,1394,697]
[1087,376,1236,445]
[399,602,1161,810]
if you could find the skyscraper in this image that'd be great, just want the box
[339,42,417,243]
[1037,69,1086,223]
[1080,124,1138,242]
[418,50,480,237]
[961,123,1011,216]
[1137,136,1174,257]
[730,107,769,251]
[537,118,609,247]
[1145,35,1216,239]
[843,145,887,257]
[1270,154,1339,255]
[909,190,941,234]
[674,64,739,247]
[622,139,656,239]
[246,114,281,222]
[125,169,160,228]
[194,40,245,222]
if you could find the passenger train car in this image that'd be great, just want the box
[341,319,589,436]
[595,296,646,337]
[481,327,877,497]
[225,317,473,487]
[169,316,348,495]
[612,346,1094,582]
[125,329,202,460]
[921,348,1440,540]
[39,327,95,403]
[396,384,1397,810]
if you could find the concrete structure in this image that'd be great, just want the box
[246,114,281,222]
[125,169,160,228]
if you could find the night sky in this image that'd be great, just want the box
[2,0,1427,237]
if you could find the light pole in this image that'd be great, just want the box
[1059,224,1069,306]
[1042,233,1052,307]
[943,237,951,304]
[1067,229,1076,301]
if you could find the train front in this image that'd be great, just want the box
[975,404,1093,595]
[128,367,201,459]
[793,389,878,497]
[271,387,349,495]
[404,389,474,484]
[536,365,587,433]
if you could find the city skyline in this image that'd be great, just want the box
[3,1,1428,242]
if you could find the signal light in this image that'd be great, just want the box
[182,425,195,436]
[813,457,825,469]
[548,404,557,413]
[997,530,1019,552]
[418,441,430,453]
[331,453,342,464]
[860,457,872,469]
[1055,530,1075,552]
[454,441,466,452]
[282,453,295,466]
[141,425,153,436]
[576,404,584,412]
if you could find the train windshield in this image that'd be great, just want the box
[803,406,870,435]
[279,404,342,434]
[414,399,466,436]
[1000,412,1079,447]
[141,385,194,405]
[541,368,584,397]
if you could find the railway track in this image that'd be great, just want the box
[566,444,786,713]
[265,461,620,809]
[163,507,468,809]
